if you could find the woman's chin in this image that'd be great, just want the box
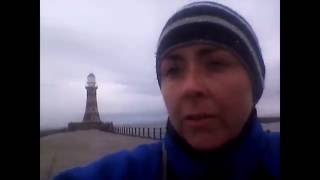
[185,132,231,151]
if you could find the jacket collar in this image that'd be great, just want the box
[163,109,268,179]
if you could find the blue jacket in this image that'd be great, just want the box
[55,114,280,180]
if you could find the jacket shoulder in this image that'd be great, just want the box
[54,142,162,180]
[262,132,280,178]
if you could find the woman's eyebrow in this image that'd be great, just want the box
[163,53,184,63]
[196,47,219,57]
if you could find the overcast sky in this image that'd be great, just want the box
[40,0,280,129]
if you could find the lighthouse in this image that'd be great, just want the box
[68,73,114,131]
[83,73,101,122]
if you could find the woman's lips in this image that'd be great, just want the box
[184,113,215,120]
[183,113,216,126]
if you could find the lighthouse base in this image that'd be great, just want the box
[68,121,113,132]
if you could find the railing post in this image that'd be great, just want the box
[112,126,169,138]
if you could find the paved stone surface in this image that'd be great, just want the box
[40,130,157,180]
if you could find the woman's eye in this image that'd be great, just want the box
[165,66,181,77]
[206,59,227,69]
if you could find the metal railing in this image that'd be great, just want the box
[112,126,166,140]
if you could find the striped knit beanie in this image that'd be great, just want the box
[156,1,265,104]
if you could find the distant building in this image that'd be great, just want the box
[68,73,113,131]
[83,73,101,122]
